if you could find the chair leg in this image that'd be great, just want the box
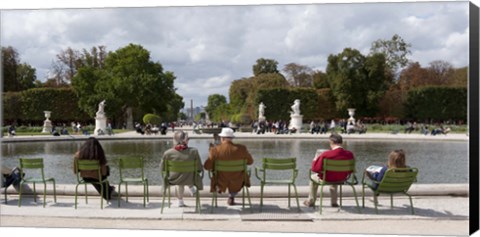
[161,185,167,214]
[84,184,88,204]
[4,187,7,204]
[99,183,104,209]
[406,193,415,214]
[195,185,201,213]
[143,182,146,207]
[117,183,122,207]
[350,184,361,213]
[33,182,37,203]
[374,193,379,214]
[52,180,57,203]
[292,184,300,212]
[339,185,343,210]
[18,181,24,207]
[242,185,245,209]
[259,183,264,212]
[361,184,365,208]
[319,184,324,214]
[288,184,291,208]
[146,179,149,202]
[245,186,252,213]
[390,194,393,209]
[43,182,47,208]
[75,184,79,209]
[125,183,129,203]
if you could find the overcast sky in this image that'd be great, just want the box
[0,1,470,107]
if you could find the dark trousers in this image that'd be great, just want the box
[82,177,112,201]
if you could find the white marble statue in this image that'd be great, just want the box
[98,100,106,115]
[290,99,301,116]
[258,102,266,119]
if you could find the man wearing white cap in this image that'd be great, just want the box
[204,127,254,205]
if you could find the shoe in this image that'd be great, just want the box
[178,199,187,207]
[331,203,339,207]
[227,197,235,206]
[303,200,314,207]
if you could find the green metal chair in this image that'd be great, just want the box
[209,159,252,213]
[309,159,360,214]
[254,157,300,212]
[74,159,109,209]
[18,158,57,207]
[117,156,149,207]
[161,159,203,213]
[361,167,418,214]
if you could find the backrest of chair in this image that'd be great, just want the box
[262,157,296,170]
[214,159,246,172]
[323,159,355,172]
[165,159,197,173]
[377,167,418,193]
[19,158,45,178]
[76,159,102,182]
[119,156,144,178]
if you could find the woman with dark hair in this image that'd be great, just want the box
[73,137,114,201]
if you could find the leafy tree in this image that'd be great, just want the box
[205,94,227,119]
[2,46,36,91]
[252,58,279,76]
[16,63,37,90]
[229,77,254,113]
[397,62,429,91]
[370,34,412,72]
[426,60,455,86]
[282,63,313,87]
[72,43,181,128]
[326,48,388,117]
[312,70,329,89]
[449,67,467,87]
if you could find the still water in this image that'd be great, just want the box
[1,139,468,185]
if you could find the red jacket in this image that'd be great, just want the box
[311,147,354,182]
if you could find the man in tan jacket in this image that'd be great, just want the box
[204,127,254,205]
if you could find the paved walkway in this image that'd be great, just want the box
[0,184,470,236]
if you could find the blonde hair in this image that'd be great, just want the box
[387,149,406,168]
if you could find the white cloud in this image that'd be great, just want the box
[1,2,470,107]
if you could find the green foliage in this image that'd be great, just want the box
[254,87,326,121]
[370,34,411,72]
[211,103,232,122]
[2,46,36,92]
[252,58,279,76]
[404,86,467,121]
[229,78,253,113]
[3,92,22,122]
[231,113,252,125]
[326,48,389,117]
[4,88,90,124]
[143,113,161,125]
[313,70,329,89]
[206,94,227,119]
[71,43,182,125]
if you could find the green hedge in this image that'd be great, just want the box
[3,88,90,125]
[404,86,467,121]
[143,113,161,125]
[254,88,337,121]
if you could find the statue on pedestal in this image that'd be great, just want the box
[289,99,303,133]
[94,100,107,136]
[258,102,266,121]
[290,99,301,116]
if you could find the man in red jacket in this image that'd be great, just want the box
[303,133,354,208]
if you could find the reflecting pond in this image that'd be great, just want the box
[1,139,468,185]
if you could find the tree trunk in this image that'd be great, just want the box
[126,107,134,130]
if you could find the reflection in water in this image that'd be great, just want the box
[1,138,468,185]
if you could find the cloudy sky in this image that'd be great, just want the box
[0,1,471,107]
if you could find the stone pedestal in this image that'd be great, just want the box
[258,116,266,122]
[94,113,107,135]
[289,114,303,133]
[42,119,52,133]
[42,111,52,133]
